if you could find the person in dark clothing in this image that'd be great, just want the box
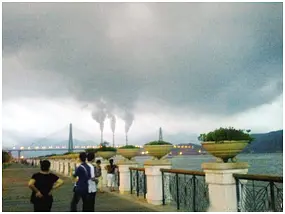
[28,160,64,212]
[70,152,91,212]
[86,152,97,211]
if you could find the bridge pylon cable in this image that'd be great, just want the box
[29,125,69,147]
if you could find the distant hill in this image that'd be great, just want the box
[242,130,283,153]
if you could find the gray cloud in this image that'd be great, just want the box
[3,3,283,116]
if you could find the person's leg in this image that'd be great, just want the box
[111,174,115,191]
[99,176,104,192]
[70,191,81,212]
[88,192,96,212]
[107,174,111,191]
[92,192,96,211]
[81,193,89,212]
[34,202,41,212]
[34,200,45,212]
[41,199,52,212]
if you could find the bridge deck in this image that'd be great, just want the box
[2,164,155,212]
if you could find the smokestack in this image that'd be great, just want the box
[113,133,115,147]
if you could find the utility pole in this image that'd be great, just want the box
[68,123,73,152]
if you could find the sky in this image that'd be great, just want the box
[2,3,283,147]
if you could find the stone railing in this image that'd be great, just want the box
[27,157,282,212]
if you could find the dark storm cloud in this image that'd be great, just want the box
[2,3,283,115]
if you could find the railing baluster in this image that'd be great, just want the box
[136,170,139,197]
[193,175,196,212]
[176,173,180,210]
[252,180,256,211]
[235,177,241,212]
[162,171,165,205]
[130,169,133,194]
[184,174,187,208]
[269,181,276,211]
[144,171,147,199]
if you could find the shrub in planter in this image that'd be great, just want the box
[118,145,140,160]
[198,127,254,163]
[96,146,117,160]
[144,141,173,160]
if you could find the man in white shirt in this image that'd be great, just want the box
[86,152,97,211]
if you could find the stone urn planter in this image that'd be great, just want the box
[97,151,116,160]
[144,141,173,160]
[199,127,253,163]
[202,141,249,163]
[118,145,140,160]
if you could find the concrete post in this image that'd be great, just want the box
[55,161,60,173]
[202,162,249,212]
[64,160,70,176]
[118,160,138,194]
[144,160,172,205]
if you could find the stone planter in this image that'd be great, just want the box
[144,144,173,160]
[117,148,140,160]
[201,140,249,163]
[97,151,116,160]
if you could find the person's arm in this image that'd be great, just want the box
[28,175,43,198]
[48,175,64,195]
[89,164,97,182]
[53,178,64,189]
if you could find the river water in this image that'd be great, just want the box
[133,153,283,176]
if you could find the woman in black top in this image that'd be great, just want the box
[28,160,64,212]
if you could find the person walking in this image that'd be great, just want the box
[95,160,103,193]
[70,152,91,212]
[28,160,64,212]
[105,159,118,192]
[86,152,97,211]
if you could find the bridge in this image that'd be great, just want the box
[3,124,114,159]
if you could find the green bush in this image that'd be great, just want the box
[145,141,172,145]
[119,145,139,149]
[96,146,117,152]
[85,148,98,154]
[198,127,254,143]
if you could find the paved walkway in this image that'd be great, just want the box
[2,164,155,212]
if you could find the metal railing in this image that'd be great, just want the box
[161,168,209,211]
[234,173,283,212]
[116,171,120,188]
[129,167,147,198]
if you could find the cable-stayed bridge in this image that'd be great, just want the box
[3,124,101,158]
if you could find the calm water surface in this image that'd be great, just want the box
[134,153,283,176]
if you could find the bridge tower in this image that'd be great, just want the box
[68,123,74,153]
[159,127,163,141]
[18,150,21,159]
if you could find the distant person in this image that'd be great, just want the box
[28,160,64,212]
[86,153,98,211]
[70,152,91,212]
[95,160,103,193]
[105,159,118,192]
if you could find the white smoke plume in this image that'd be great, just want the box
[108,113,116,133]
[124,112,134,134]
[91,109,106,133]
[91,100,107,143]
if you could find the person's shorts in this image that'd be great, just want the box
[107,173,115,187]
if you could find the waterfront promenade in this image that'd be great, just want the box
[2,164,155,212]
